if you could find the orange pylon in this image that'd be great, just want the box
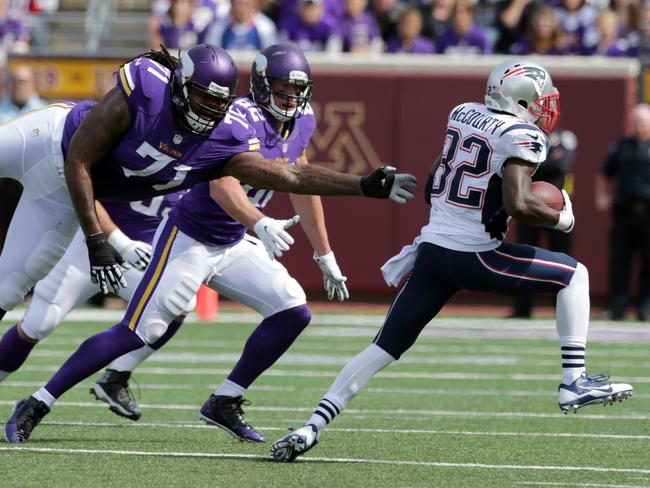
[196,285,219,322]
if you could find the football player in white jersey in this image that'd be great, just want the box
[271,59,634,462]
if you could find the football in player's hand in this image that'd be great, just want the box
[531,181,564,211]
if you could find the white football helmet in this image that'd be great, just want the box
[485,59,560,133]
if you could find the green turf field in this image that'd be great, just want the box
[1,311,649,488]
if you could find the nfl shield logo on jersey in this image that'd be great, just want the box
[173,133,183,144]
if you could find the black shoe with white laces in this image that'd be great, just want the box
[90,369,142,421]
[200,394,266,443]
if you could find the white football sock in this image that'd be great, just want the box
[556,262,589,385]
[33,387,56,408]
[214,379,246,398]
[307,343,395,431]
[110,345,156,373]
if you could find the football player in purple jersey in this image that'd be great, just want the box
[0,43,416,321]
[87,44,349,439]
[2,44,416,444]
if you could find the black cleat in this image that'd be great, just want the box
[4,396,50,443]
[200,394,266,443]
[90,369,142,421]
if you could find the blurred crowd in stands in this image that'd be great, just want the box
[0,0,648,59]
[147,0,650,58]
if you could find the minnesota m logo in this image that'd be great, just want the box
[308,102,381,174]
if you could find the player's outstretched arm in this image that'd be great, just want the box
[502,158,569,229]
[222,152,418,203]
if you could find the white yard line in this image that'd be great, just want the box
[0,400,646,420]
[12,364,650,383]
[3,308,650,331]
[25,419,650,441]
[0,446,649,474]
[5,381,650,400]
[23,348,650,369]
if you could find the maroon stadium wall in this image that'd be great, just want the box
[237,63,637,299]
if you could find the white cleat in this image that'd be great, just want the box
[558,372,633,414]
[271,424,320,462]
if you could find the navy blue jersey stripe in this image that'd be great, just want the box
[500,123,543,137]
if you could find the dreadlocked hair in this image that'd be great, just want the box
[121,45,179,71]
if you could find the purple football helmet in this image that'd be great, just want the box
[251,44,313,122]
[172,44,238,135]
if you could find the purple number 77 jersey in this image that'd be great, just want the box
[60,57,260,202]
[171,95,317,247]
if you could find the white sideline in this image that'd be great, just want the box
[32,420,650,441]
[0,446,649,474]
[0,400,647,420]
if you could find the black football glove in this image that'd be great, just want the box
[86,233,127,295]
[360,166,418,204]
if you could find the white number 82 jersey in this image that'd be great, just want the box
[421,102,549,252]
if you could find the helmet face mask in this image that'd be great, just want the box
[485,59,560,133]
[172,44,238,135]
[251,44,313,122]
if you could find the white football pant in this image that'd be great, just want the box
[0,104,78,312]
[126,218,306,345]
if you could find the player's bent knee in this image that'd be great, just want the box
[20,302,63,341]
[569,262,589,288]
[136,319,169,345]
[265,277,307,317]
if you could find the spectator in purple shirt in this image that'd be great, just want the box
[385,8,435,53]
[581,9,633,56]
[0,0,29,53]
[554,0,598,53]
[149,0,201,50]
[330,0,383,53]
[276,0,345,31]
[511,4,570,55]
[279,0,338,52]
[436,0,491,54]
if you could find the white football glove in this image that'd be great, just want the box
[552,189,575,233]
[107,229,153,271]
[314,251,349,301]
[253,215,300,259]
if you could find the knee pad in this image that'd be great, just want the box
[265,277,307,317]
[570,262,589,289]
[20,299,63,341]
[135,317,169,345]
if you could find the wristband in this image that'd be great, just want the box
[107,229,132,255]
